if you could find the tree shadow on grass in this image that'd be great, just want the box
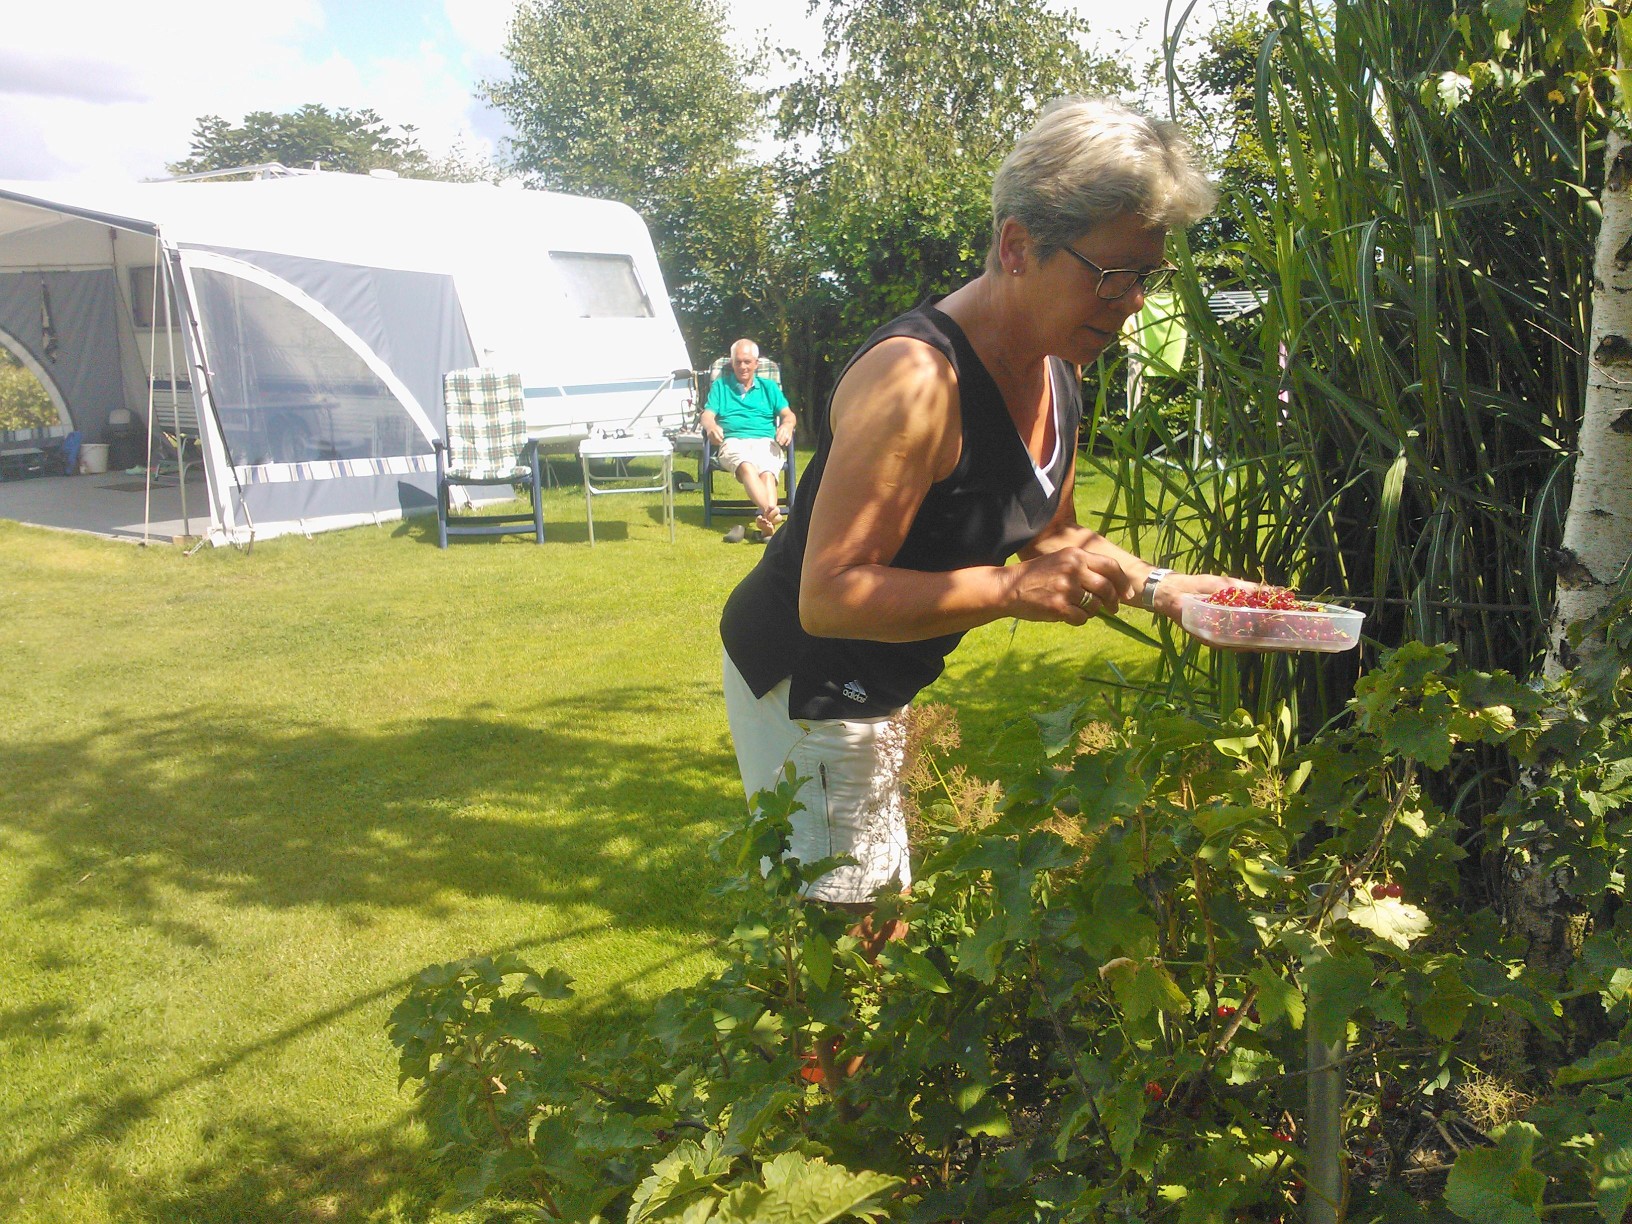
[1,680,742,941]
[0,922,714,1204]
[116,1112,442,1224]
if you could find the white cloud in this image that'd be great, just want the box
[0,0,1192,183]
[443,0,515,56]
[0,0,501,181]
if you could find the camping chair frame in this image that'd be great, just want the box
[697,356,798,526]
[436,369,546,549]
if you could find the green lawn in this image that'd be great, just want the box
[0,465,1154,1222]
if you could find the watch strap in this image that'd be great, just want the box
[1140,567,1174,611]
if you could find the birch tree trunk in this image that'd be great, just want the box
[1545,122,1632,677]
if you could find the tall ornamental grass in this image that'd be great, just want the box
[1094,0,1600,825]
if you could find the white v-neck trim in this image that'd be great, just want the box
[1031,361,1063,498]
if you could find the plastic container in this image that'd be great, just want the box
[78,442,110,474]
[1181,593,1363,652]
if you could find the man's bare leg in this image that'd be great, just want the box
[734,464,782,536]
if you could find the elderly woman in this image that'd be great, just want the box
[721,97,1241,919]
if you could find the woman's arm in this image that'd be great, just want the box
[1021,440,1246,622]
[798,340,1132,641]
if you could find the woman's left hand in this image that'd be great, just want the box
[1146,572,1259,623]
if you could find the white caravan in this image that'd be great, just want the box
[0,171,694,544]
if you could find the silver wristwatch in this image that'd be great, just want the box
[1139,567,1174,611]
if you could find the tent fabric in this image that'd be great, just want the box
[0,269,122,439]
[199,246,476,445]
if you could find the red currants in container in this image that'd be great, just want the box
[1180,586,1363,652]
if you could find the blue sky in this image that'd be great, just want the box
[1,0,1172,182]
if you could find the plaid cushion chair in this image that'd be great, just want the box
[435,368,544,548]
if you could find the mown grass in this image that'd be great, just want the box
[0,462,1154,1223]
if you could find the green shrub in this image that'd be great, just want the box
[390,598,1632,1221]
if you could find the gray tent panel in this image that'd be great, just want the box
[195,246,476,445]
[179,250,478,536]
[0,269,124,441]
[234,466,439,529]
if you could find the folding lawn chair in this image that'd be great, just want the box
[436,368,545,549]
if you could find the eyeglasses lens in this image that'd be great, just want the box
[1096,267,1174,300]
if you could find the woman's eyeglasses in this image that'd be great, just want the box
[1059,246,1176,300]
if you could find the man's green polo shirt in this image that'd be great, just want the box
[705,374,789,440]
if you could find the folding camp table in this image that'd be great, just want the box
[577,433,675,546]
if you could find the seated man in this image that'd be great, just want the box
[700,338,796,542]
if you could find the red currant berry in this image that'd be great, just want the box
[1385,882,1403,898]
[1371,883,1388,899]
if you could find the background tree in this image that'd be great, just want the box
[487,0,769,363]
[1173,0,1298,264]
[777,0,1132,405]
[167,104,438,177]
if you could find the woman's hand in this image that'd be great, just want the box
[1005,548,1130,625]
[1145,573,1269,646]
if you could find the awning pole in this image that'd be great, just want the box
[142,234,161,545]
[159,254,188,538]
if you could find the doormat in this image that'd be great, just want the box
[104,481,162,493]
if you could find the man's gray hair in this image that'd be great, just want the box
[731,338,760,359]
[988,97,1216,273]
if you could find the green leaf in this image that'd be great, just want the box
[1484,0,1524,33]
[1070,750,1150,821]
[712,1152,900,1224]
[959,1094,1011,1138]
[1211,732,1259,760]
[1248,968,1305,1028]
[1419,973,1475,1041]
[1104,959,1190,1022]
[1033,700,1085,758]
[627,1134,736,1223]
[956,920,1007,984]
[1303,955,1376,1044]
[1444,1123,1545,1224]
[1098,1077,1150,1164]
[883,945,950,993]
[1345,892,1432,949]
[1558,1042,1632,1087]
[1235,855,1294,897]
[803,933,833,991]
[1593,1099,1632,1223]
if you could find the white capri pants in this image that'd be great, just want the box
[723,653,911,904]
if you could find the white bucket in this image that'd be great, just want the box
[79,443,110,475]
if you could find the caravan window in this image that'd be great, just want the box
[550,252,653,318]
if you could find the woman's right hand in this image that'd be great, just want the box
[1006,547,1129,625]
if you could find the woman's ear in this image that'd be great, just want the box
[997,217,1032,277]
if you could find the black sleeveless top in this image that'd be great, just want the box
[720,298,1083,719]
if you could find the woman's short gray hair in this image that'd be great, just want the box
[988,97,1216,272]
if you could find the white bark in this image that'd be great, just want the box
[1546,123,1632,677]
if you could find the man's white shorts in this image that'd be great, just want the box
[715,436,785,476]
[723,653,911,904]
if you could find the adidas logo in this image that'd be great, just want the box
[841,680,868,703]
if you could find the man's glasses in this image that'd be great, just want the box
[1059,245,1176,300]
